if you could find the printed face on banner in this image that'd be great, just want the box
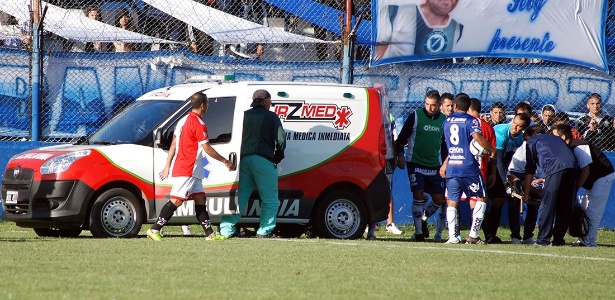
[372,0,608,72]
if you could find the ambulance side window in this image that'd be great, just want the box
[159,103,191,150]
[203,97,236,144]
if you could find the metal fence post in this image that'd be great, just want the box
[30,0,42,141]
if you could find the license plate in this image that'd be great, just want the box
[5,191,18,204]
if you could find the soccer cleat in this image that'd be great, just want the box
[181,225,192,236]
[511,238,522,244]
[366,234,377,240]
[572,241,588,247]
[206,234,228,241]
[386,223,403,235]
[146,229,162,242]
[465,236,484,244]
[422,220,430,238]
[445,236,461,244]
[522,237,535,245]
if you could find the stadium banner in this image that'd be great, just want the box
[371,0,609,72]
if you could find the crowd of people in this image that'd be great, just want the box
[0,0,358,60]
[0,2,263,56]
[389,91,615,246]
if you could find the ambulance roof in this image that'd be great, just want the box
[137,81,371,102]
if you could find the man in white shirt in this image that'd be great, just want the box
[551,124,615,247]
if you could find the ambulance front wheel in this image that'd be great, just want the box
[89,188,144,238]
[313,190,367,239]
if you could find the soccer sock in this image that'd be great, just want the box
[195,204,214,236]
[447,206,457,240]
[412,200,425,234]
[436,203,447,235]
[469,202,487,239]
[421,197,429,212]
[424,201,441,218]
[151,201,177,231]
[455,210,461,238]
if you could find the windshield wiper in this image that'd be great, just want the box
[91,141,117,145]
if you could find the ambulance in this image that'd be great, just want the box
[1,79,395,239]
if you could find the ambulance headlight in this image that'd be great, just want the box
[40,150,91,174]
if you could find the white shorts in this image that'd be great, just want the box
[170,176,205,201]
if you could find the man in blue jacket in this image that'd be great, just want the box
[523,127,578,246]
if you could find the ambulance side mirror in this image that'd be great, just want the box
[154,129,163,149]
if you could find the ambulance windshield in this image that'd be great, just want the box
[88,100,182,145]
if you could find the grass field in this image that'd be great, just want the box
[1,221,614,300]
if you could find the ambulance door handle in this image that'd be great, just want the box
[229,152,237,171]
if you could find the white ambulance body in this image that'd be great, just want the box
[2,81,394,239]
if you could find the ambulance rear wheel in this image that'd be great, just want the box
[89,188,143,238]
[313,191,366,239]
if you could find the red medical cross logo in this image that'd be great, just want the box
[334,106,352,130]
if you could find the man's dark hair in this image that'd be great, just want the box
[441,92,454,101]
[514,102,533,116]
[551,124,573,141]
[454,93,471,111]
[542,104,556,113]
[85,5,100,15]
[469,98,481,113]
[189,92,208,109]
[426,90,441,102]
[490,101,505,110]
[523,124,544,140]
[514,113,532,129]
[587,92,602,103]
[554,111,570,123]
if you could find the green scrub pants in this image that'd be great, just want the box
[220,155,279,237]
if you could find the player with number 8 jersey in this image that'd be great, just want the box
[440,94,496,244]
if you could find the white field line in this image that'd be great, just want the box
[271,239,615,262]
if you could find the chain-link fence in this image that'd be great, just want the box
[1,0,615,146]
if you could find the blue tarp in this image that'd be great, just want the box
[263,0,371,44]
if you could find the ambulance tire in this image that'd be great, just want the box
[89,188,143,238]
[313,190,367,239]
[33,227,82,237]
